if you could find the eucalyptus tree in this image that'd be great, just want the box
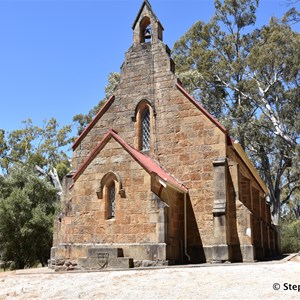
[0,164,58,269]
[0,118,73,268]
[0,118,73,191]
[172,0,300,223]
[283,0,300,24]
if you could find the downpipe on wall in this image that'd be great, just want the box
[184,192,191,262]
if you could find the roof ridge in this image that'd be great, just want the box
[72,95,115,150]
[110,132,187,190]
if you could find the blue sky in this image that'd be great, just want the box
[0,0,299,134]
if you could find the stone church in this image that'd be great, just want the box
[50,0,278,270]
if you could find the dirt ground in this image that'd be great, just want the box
[0,256,299,300]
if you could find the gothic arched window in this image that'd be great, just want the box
[97,172,125,220]
[134,100,154,152]
[141,107,150,151]
[108,182,115,219]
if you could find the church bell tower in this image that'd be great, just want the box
[132,0,164,45]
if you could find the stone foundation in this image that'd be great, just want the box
[240,245,255,262]
[49,243,168,271]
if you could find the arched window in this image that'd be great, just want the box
[141,107,150,151]
[108,182,115,219]
[96,172,125,220]
[134,100,154,152]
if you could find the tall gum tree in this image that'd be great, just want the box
[0,118,73,268]
[0,118,73,192]
[172,0,300,224]
[0,165,58,268]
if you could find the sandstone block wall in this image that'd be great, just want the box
[53,0,277,267]
[63,139,158,245]
[227,146,277,260]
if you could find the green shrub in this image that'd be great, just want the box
[281,220,300,253]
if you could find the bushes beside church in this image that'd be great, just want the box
[281,220,300,253]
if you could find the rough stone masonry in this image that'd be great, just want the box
[49,0,279,271]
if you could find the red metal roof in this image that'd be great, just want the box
[72,95,115,150]
[176,83,227,134]
[72,129,188,192]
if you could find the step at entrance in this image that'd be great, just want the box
[78,247,134,270]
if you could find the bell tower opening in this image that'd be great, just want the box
[132,0,164,46]
[140,17,152,43]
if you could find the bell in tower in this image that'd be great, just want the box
[132,0,164,46]
[144,26,152,40]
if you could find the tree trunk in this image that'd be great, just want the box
[271,194,281,225]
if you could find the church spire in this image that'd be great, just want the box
[132,0,164,45]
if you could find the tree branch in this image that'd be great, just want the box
[280,185,300,206]
[215,74,297,146]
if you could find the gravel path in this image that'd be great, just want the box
[0,260,299,299]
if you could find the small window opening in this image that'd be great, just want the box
[142,108,150,151]
[108,182,115,219]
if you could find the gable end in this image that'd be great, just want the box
[72,95,115,150]
[132,0,164,30]
[176,83,227,134]
[72,129,187,192]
